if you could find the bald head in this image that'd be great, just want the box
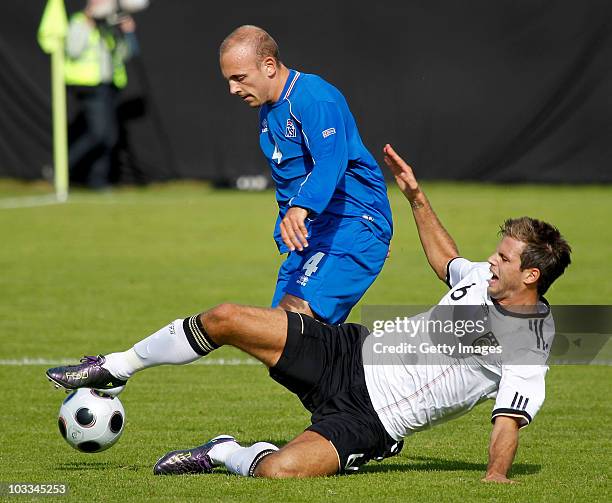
[219,25,281,65]
[219,25,289,108]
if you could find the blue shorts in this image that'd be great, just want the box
[271,215,390,324]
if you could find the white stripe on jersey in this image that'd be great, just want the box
[283,71,301,100]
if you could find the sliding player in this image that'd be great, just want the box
[47,145,571,482]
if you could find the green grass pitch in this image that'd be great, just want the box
[0,180,610,502]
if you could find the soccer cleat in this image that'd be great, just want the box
[46,355,127,396]
[153,435,236,475]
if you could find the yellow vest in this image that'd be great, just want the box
[64,13,128,88]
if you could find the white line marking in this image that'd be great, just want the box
[0,194,63,209]
[0,357,259,366]
[0,194,213,209]
[65,196,207,206]
[1,357,609,367]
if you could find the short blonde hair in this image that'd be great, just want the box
[219,25,281,64]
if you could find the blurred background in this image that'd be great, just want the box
[1,0,611,187]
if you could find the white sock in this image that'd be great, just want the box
[225,442,279,477]
[208,437,241,466]
[103,320,200,379]
[102,348,144,380]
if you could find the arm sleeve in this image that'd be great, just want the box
[446,257,481,288]
[288,101,348,215]
[492,365,548,428]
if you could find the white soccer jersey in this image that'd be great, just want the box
[363,257,554,441]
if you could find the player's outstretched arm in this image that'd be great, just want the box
[482,416,520,484]
[383,144,459,281]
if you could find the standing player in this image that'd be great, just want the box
[219,25,393,323]
[46,145,571,482]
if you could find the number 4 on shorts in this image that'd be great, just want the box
[302,252,326,277]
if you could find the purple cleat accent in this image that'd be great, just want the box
[46,355,127,394]
[153,435,236,475]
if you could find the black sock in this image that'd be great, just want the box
[248,449,277,477]
[182,315,219,356]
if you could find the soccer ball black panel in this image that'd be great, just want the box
[78,441,101,453]
[58,417,67,439]
[75,407,95,427]
[109,412,123,433]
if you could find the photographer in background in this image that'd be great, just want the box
[65,0,141,190]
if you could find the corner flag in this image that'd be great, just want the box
[37,0,69,202]
[37,0,68,54]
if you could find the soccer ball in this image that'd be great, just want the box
[57,388,125,453]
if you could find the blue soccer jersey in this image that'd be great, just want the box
[259,70,393,253]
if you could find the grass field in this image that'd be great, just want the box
[0,180,610,502]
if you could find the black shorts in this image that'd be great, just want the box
[269,311,403,473]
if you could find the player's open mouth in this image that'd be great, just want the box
[488,272,499,286]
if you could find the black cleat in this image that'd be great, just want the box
[46,355,127,396]
[154,435,236,475]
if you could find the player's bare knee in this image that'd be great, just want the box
[253,452,303,479]
[201,303,237,337]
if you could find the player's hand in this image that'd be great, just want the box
[481,473,517,484]
[383,144,420,201]
[281,207,309,252]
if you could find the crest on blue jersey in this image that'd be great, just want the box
[285,119,297,138]
[261,119,268,133]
